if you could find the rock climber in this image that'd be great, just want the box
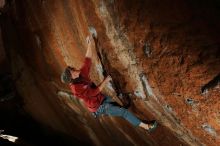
[61,36,157,132]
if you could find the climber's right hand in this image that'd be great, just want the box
[105,75,112,83]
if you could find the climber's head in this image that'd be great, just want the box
[61,66,80,84]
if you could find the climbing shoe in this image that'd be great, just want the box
[147,120,158,133]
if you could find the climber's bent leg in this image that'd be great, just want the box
[95,102,141,127]
[106,104,141,126]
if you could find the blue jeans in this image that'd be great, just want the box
[94,96,141,127]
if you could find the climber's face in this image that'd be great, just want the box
[70,69,80,79]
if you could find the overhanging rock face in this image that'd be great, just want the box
[1,0,220,145]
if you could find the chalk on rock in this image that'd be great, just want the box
[202,123,217,137]
[165,105,173,112]
[185,98,195,106]
[143,43,152,57]
[88,26,97,39]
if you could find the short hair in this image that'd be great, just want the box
[61,66,75,84]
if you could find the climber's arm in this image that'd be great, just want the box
[85,36,94,59]
[98,75,112,91]
[80,36,94,78]
[82,75,112,97]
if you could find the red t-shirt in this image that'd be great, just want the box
[69,57,104,112]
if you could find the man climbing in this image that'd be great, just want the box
[61,36,157,132]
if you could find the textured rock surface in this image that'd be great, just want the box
[1,0,220,145]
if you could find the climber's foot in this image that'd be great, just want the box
[146,120,157,133]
